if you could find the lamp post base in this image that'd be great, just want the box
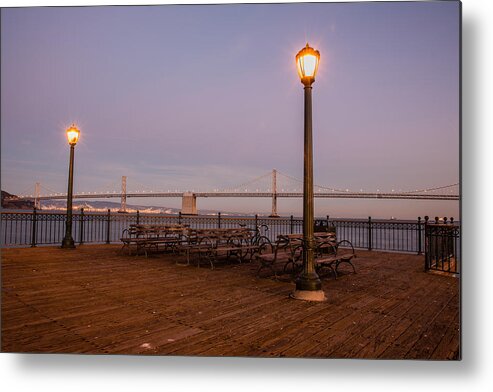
[61,236,75,249]
[291,271,326,301]
[296,270,322,290]
[290,289,327,302]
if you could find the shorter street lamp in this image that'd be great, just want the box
[61,124,80,249]
[291,43,326,302]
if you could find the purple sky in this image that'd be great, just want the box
[1,2,460,219]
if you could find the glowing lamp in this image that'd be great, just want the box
[291,41,325,302]
[61,123,80,248]
[296,43,320,86]
[66,124,80,146]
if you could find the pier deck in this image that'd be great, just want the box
[1,245,459,359]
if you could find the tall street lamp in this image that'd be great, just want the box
[291,43,326,302]
[61,124,80,249]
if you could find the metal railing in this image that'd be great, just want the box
[1,209,459,255]
[331,217,425,253]
[425,218,460,275]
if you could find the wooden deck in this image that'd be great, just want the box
[1,245,460,359]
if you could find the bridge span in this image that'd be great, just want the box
[12,170,460,216]
[34,191,459,201]
[23,190,459,216]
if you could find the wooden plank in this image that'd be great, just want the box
[1,245,459,358]
[405,295,460,359]
[379,287,459,359]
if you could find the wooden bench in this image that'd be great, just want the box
[179,228,271,269]
[317,236,356,277]
[120,225,147,255]
[120,224,188,257]
[177,228,242,268]
[256,235,302,278]
[197,228,255,269]
[256,232,356,279]
[310,234,357,278]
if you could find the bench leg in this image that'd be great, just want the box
[198,247,215,270]
[315,262,338,279]
[119,244,127,255]
[283,261,293,275]
[284,260,302,278]
[336,259,357,274]
[327,264,338,279]
[256,262,277,279]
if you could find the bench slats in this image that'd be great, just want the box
[255,233,356,279]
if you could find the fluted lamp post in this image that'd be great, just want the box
[291,43,326,302]
[61,124,80,249]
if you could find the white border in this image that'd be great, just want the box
[1,0,492,391]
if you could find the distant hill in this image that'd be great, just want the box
[1,190,34,209]
[40,199,181,214]
[42,200,254,216]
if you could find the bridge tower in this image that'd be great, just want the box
[182,192,197,215]
[269,169,280,217]
[34,182,41,209]
[119,176,127,213]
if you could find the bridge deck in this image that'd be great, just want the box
[26,191,459,200]
[1,245,459,359]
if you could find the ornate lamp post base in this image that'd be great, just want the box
[61,236,75,249]
[291,272,326,301]
[290,290,326,302]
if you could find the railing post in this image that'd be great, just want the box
[368,216,372,251]
[290,215,294,234]
[136,210,140,225]
[424,216,429,271]
[106,209,111,244]
[218,212,221,229]
[178,211,182,225]
[425,215,431,272]
[31,207,37,248]
[79,208,84,245]
[255,214,258,229]
[417,216,422,255]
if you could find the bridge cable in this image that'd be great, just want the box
[277,170,459,195]
[40,184,63,195]
[12,184,35,197]
[276,170,348,193]
[400,183,459,194]
[221,171,273,192]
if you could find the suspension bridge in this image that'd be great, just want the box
[9,169,459,217]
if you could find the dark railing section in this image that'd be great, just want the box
[425,217,460,275]
[1,210,34,246]
[31,207,37,247]
[330,218,427,254]
[79,208,84,245]
[0,210,459,256]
